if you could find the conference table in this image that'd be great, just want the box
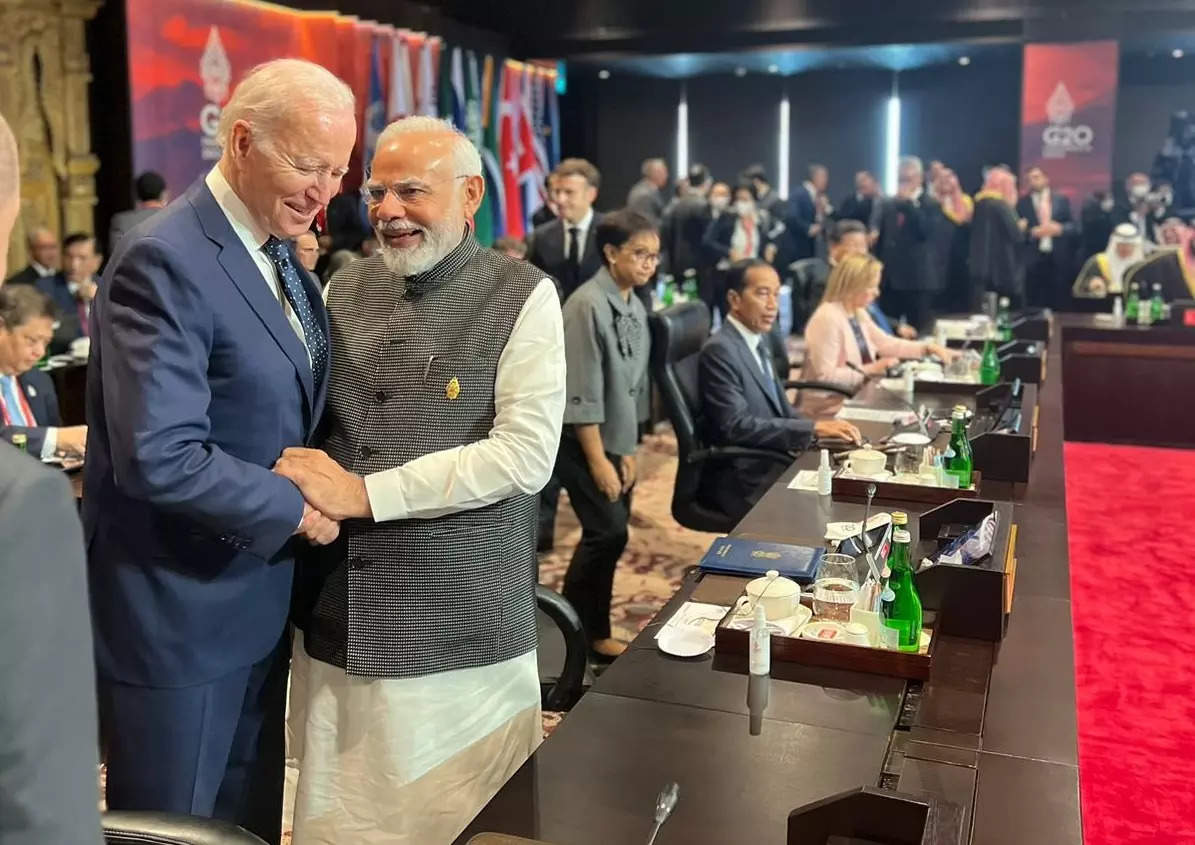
[457,319,1081,844]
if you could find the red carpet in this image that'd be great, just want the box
[1065,442,1195,845]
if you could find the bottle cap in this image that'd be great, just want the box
[891,511,908,525]
[951,407,967,419]
[999,296,1010,306]
[893,529,911,543]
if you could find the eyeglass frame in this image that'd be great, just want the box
[360,174,471,208]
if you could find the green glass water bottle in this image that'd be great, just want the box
[979,338,1001,385]
[882,528,923,652]
[996,296,1012,342]
[1150,283,1165,324]
[945,405,973,489]
[681,268,699,301]
[1125,282,1140,322]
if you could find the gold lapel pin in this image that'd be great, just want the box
[446,376,461,400]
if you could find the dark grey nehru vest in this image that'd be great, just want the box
[300,236,542,678]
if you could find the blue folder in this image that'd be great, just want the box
[698,537,825,584]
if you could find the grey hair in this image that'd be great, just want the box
[0,113,17,206]
[371,116,482,177]
[218,58,355,150]
[642,157,667,176]
[899,155,924,175]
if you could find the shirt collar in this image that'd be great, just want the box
[564,208,594,232]
[804,181,817,196]
[401,229,481,295]
[726,313,761,351]
[594,265,634,313]
[205,165,271,255]
[31,262,53,277]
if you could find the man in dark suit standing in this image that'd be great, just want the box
[36,231,99,354]
[837,170,880,228]
[877,156,943,332]
[697,259,860,524]
[108,170,169,254]
[626,157,668,222]
[84,59,351,843]
[4,226,59,288]
[660,162,711,280]
[0,108,103,845]
[1016,166,1076,308]
[526,157,604,301]
[791,163,832,262]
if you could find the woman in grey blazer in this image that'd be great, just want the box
[556,209,657,661]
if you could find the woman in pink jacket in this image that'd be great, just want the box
[799,253,957,418]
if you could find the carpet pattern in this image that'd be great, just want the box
[1065,442,1195,845]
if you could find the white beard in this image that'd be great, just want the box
[376,200,464,277]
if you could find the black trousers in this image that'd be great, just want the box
[1025,251,1060,309]
[555,435,631,643]
[537,476,562,550]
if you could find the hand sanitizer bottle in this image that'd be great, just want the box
[817,448,833,496]
[747,604,770,735]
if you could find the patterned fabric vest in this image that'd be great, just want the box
[301,237,542,678]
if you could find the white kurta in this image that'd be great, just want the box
[287,275,565,844]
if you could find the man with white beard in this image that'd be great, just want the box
[273,115,565,843]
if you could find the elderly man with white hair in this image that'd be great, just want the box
[83,59,353,842]
[273,115,565,844]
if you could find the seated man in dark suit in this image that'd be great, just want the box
[4,225,60,287]
[0,284,87,457]
[698,259,861,524]
[526,157,604,301]
[36,231,101,354]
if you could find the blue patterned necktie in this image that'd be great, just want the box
[263,236,327,387]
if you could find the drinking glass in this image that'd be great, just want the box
[813,553,861,622]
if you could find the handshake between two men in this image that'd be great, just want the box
[276,447,374,546]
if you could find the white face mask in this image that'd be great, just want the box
[734,200,755,216]
[710,196,729,211]
[1130,183,1150,200]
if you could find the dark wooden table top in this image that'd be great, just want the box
[461,316,1082,844]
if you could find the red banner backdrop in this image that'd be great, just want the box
[1020,41,1119,205]
[125,0,417,196]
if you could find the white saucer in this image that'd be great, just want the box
[656,626,715,658]
[890,432,932,446]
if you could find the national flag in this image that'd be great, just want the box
[516,67,545,231]
[464,51,495,246]
[417,37,439,116]
[362,33,387,170]
[481,55,506,242]
[439,46,466,130]
[387,32,415,121]
[499,61,526,239]
[546,71,561,169]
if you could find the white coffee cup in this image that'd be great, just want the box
[742,569,801,621]
[847,448,887,477]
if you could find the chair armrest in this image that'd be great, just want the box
[687,445,796,466]
[785,379,856,398]
[535,585,588,712]
[102,811,268,844]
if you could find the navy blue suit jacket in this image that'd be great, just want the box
[83,178,329,687]
[34,274,85,355]
[697,324,814,524]
[790,187,819,261]
[0,368,62,454]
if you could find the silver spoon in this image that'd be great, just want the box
[858,483,883,584]
[647,781,679,845]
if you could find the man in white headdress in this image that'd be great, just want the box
[1073,222,1146,300]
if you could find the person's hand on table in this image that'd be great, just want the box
[295,502,340,545]
[926,343,960,363]
[897,323,918,340]
[589,456,622,502]
[274,447,372,521]
[863,357,899,377]
[814,419,862,445]
[55,425,87,457]
[619,454,637,494]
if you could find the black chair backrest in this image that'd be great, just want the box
[103,811,267,845]
[648,301,711,460]
[535,585,588,711]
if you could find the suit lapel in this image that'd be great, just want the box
[189,182,315,420]
[725,326,783,416]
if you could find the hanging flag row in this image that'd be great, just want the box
[361,28,560,246]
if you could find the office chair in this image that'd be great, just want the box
[535,585,588,711]
[103,811,267,844]
[790,257,826,333]
[648,301,852,534]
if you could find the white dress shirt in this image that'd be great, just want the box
[31,262,54,278]
[204,167,311,365]
[562,207,594,260]
[726,314,769,376]
[362,276,565,521]
[1033,188,1054,253]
